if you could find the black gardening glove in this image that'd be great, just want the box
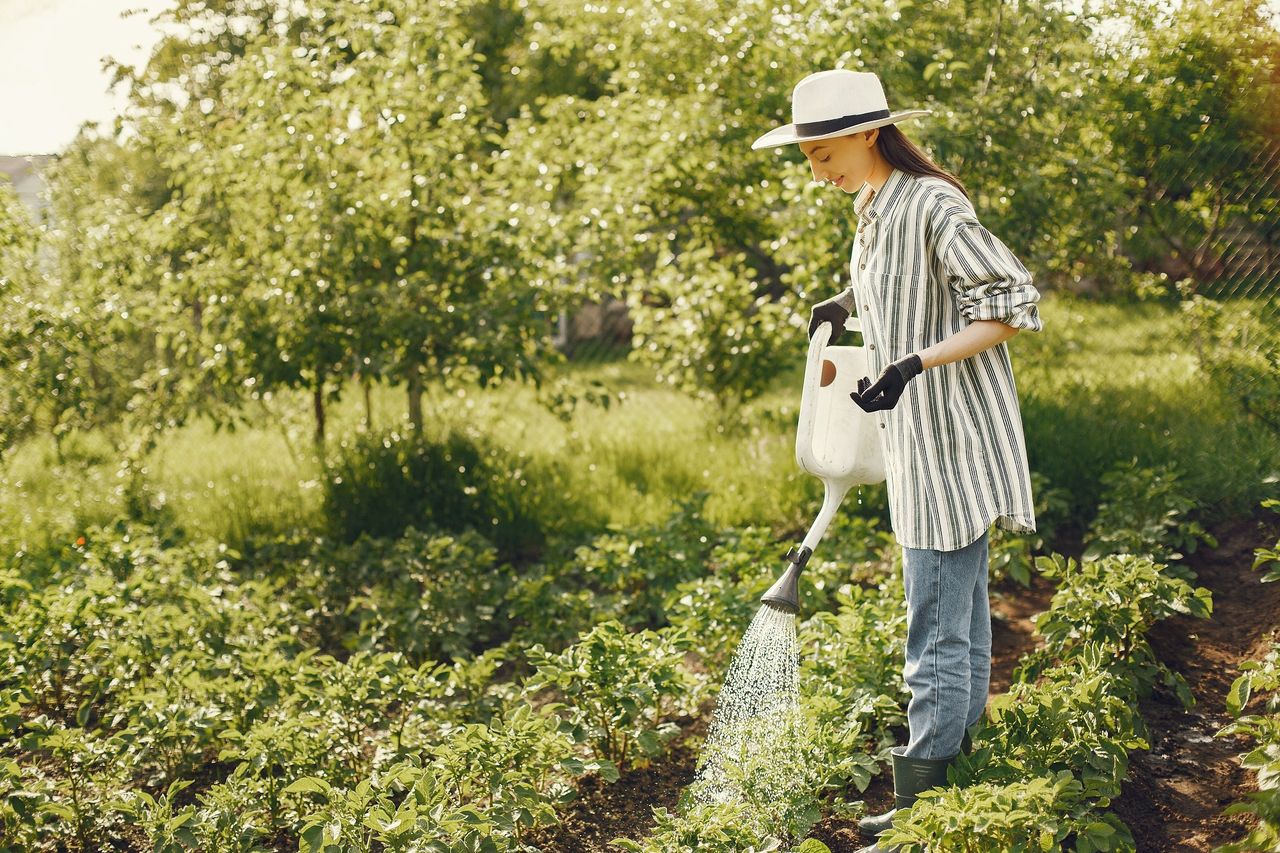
[851,354,924,412]
[807,295,850,346]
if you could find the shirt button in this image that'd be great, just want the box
[869,344,875,350]
[859,263,866,270]
[863,304,869,310]
[880,423,886,429]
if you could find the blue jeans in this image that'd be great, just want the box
[898,527,991,760]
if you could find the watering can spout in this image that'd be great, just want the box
[761,545,812,614]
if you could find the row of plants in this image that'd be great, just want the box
[611,560,917,852]
[549,459,1061,851]
[0,517,549,850]
[1212,497,1280,853]
[271,499,928,852]
[877,459,1218,852]
[607,457,1216,852]
[513,466,1067,850]
[0,466,908,851]
[596,475,1076,851]
[0,448,1182,851]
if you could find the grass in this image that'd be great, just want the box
[2,290,1276,559]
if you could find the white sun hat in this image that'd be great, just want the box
[751,69,932,150]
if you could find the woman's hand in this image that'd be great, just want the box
[851,353,923,412]
[808,296,851,345]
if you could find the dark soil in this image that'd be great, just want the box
[1108,509,1280,852]
[527,703,711,852]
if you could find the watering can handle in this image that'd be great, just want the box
[796,313,863,467]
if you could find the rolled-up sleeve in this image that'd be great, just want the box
[943,221,1043,332]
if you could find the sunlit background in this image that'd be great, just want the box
[1,0,1279,850]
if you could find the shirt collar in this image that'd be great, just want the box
[854,166,908,223]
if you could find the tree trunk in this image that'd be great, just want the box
[362,372,373,432]
[313,380,326,450]
[407,363,423,432]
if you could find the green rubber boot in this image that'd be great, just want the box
[856,727,974,839]
[853,747,958,853]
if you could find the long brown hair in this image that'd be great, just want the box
[869,123,969,200]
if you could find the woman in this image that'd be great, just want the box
[751,69,1044,851]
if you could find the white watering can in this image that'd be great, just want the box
[762,314,887,613]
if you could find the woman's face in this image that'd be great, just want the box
[799,129,878,193]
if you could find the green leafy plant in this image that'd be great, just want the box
[16,716,132,852]
[189,781,272,852]
[1253,498,1280,583]
[267,526,514,665]
[1082,458,1217,566]
[954,647,1148,802]
[989,471,1072,587]
[878,771,1134,853]
[322,427,596,561]
[610,798,783,853]
[798,582,910,739]
[1214,641,1280,853]
[525,620,695,770]
[1182,293,1280,432]
[1017,552,1212,704]
[110,779,200,853]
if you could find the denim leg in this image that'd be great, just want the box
[900,531,988,760]
[967,530,992,729]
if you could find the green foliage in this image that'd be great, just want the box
[217,709,359,832]
[1083,457,1218,564]
[1253,498,1280,583]
[799,582,910,735]
[287,718,586,853]
[502,491,722,646]
[664,572,758,679]
[12,715,133,851]
[110,779,200,853]
[990,471,1073,587]
[1016,295,1280,529]
[526,620,695,770]
[687,700,880,845]
[1104,0,1279,302]
[1017,552,1212,703]
[322,426,598,561]
[0,180,46,457]
[654,547,908,851]
[626,243,795,428]
[1219,788,1280,853]
[1223,642,1280,719]
[954,648,1148,802]
[878,771,1135,853]
[884,532,1217,852]
[294,526,515,664]
[1,523,271,722]
[1182,294,1280,433]
[188,781,272,852]
[1215,640,1280,853]
[610,799,783,853]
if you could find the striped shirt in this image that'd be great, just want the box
[833,166,1044,551]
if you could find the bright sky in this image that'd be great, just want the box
[0,0,176,156]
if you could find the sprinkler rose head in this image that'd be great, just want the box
[760,562,801,614]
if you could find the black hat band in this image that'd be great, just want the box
[795,108,891,137]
